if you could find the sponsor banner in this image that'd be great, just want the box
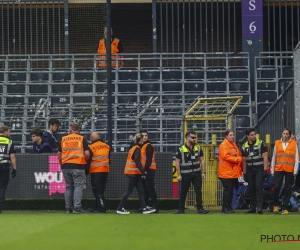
[6,152,173,199]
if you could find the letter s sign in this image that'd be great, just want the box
[249,0,256,11]
[249,22,256,33]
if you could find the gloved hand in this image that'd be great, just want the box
[11,169,17,178]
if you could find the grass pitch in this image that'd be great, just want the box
[0,210,299,250]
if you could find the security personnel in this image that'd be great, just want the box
[271,128,299,215]
[242,128,268,214]
[116,133,156,215]
[0,125,17,214]
[134,129,158,212]
[58,122,90,214]
[218,129,242,214]
[88,132,110,213]
[175,130,209,214]
[97,27,123,68]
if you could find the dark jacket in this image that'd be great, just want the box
[263,171,275,191]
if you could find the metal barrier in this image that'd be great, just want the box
[0,52,251,154]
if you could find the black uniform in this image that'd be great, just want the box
[242,139,268,210]
[176,144,206,212]
[0,136,16,212]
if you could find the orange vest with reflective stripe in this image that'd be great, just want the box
[141,143,156,170]
[274,140,297,172]
[124,145,141,175]
[89,141,110,173]
[97,38,120,67]
[61,134,87,165]
[218,138,242,178]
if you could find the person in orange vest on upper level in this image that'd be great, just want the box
[218,129,243,214]
[134,129,158,213]
[88,132,110,213]
[116,133,156,215]
[271,128,299,215]
[58,122,90,214]
[97,27,124,68]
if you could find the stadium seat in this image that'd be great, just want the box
[140,68,160,81]
[117,95,137,104]
[8,69,27,82]
[140,81,160,92]
[278,79,292,91]
[229,81,249,92]
[52,84,70,93]
[235,129,246,142]
[257,91,277,103]
[256,80,277,90]
[118,83,137,93]
[29,84,48,94]
[162,68,182,81]
[162,81,182,92]
[74,68,93,81]
[207,80,227,92]
[7,84,25,94]
[30,70,49,82]
[259,68,277,79]
[118,68,138,81]
[52,69,71,82]
[233,106,250,116]
[239,94,250,105]
[257,103,272,119]
[206,67,226,79]
[228,67,249,79]
[184,81,204,92]
[236,116,250,128]
[184,67,204,80]
[283,66,293,78]
[5,96,24,105]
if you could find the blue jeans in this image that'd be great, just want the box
[62,169,85,210]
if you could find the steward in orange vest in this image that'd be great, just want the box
[271,128,299,214]
[97,27,123,68]
[58,122,90,214]
[88,132,110,213]
[137,130,158,212]
[117,133,156,215]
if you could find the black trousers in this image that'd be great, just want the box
[91,172,108,211]
[118,176,146,210]
[141,170,158,208]
[0,167,10,211]
[247,165,264,209]
[178,171,203,210]
[220,178,238,208]
[273,171,294,210]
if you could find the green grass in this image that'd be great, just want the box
[0,210,299,250]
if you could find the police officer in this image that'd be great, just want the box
[0,125,17,214]
[88,132,110,213]
[242,128,268,214]
[175,130,209,214]
[58,122,90,214]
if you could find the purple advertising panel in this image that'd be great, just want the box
[242,0,263,38]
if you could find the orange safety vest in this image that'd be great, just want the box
[274,139,297,172]
[124,145,141,175]
[97,38,121,68]
[218,138,242,178]
[140,142,156,170]
[89,140,110,173]
[61,134,87,165]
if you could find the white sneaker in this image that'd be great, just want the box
[142,207,156,214]
[117,208,130,215]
